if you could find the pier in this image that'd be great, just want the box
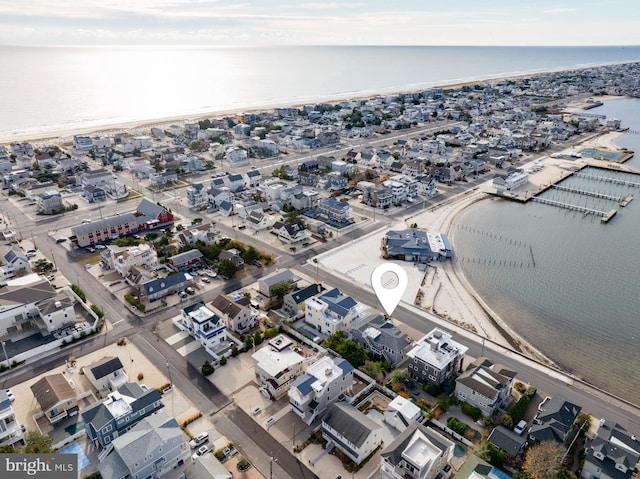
[530,196,617,223]
[574,172,640,188]
[550,184,623,202]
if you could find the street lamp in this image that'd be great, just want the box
[1,341,9,369]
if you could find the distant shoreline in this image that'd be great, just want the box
[1,59,636,145]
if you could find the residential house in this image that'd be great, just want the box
[407,328,469,388]
[225,147,248,164]
[493,169,528,192]
[30,374,80,424]
[149,171,178,188]
[83,185,107,203]
[416,174,438,197]
[252,334,305,399]
[289,190,320,211]
[288,356,354,425]
[34,294,77,334]
[210,294,256,334]
[0,249,31,282]
[258,269,295,297]
[0,277,62,335]
[10,142,34,158]
[304,287,367,335]
[272,221,310,244]
[582,422,640,479]
[380,423,455,479]
[224,173,244,192]
[73,135,93,150]
[487,426,528,457]
[141,272,189,302]
[168,249,204,271]
[36,191,64,214]
[218,249,244,270]
[98,412,190,479]
[384,396,424,433]
[110,244,158,277]
[244,168,262,188]
[83,356,129,398]
[0,389,24,448]
[245,210,276,231]
[455,357,516,417]
[81,382,164,450]
[529,396,582,445]
[76,168,114,189]
[283,283,325,318]
[317,197,353,225]
[383,229,453,262]
[175,223,218,249]
[180,301,228,359]
[186,183,209,208]
[322,402,382,465]
[351,314,412,367]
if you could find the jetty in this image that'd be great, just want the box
[550,184,623,202]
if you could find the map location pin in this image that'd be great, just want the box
[371,263,408,317]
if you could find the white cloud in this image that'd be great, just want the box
[543,8,578,14]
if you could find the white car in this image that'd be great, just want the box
[94,244,106,250]
[26,249,37,258]
[5,389,14,402]
[513,420,528,435]
[191,445,209,460]
[189,432,209,448]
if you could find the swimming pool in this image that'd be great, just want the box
[59,442,90,470]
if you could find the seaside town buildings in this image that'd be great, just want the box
[3,62,640,479]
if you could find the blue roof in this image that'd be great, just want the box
[335,358,354,375]
[291,374,317,396]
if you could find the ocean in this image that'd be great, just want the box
[2,45,640,139]
[2,44,640,402]
[455,98,640,404]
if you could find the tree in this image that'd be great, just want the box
[270,283,292,300]
[217,259,238,279]
[523,441,564,479]
[337,339,367,368]
[23,431,55,453]
[242,246,260,264]
[390,368,409,384]
[473,440,505,467]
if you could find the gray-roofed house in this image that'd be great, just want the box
[288,356,354,425]
[283,283,325,318]
[37,190,64,214]
[0,249,31,282]
[351,313,412,366]
[98,412,189,479]
[83,356,129,398]
[407,327,468,389]
[582,422,640,479]
[257,269,295,297]
[272,221,310,244]
[0,277,57,336]
[218,249,244,269]
[383,229,453,263]
[380,423,454,479]
[168,249,204,271]
[455,357,516,417]
[30,374,80,424]
[384,396,424,433]
[487,425,528,457]
[529,395,582,445]
[81,382,164,450]
[141,272,190,302]
[210,294,256,333]
[322,402,382,465]
[244,168,262,188]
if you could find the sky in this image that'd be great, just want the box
[1,0,639,47]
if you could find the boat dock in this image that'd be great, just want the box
[529,196,617,223]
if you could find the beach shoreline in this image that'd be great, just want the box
[1,60,636,145]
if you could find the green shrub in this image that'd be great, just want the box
[447,417,467,435]
[201,360,214,376]
[219,356,227,366]
[231,346,239,357]
[461,402,483,421]
[263,327,279,339]
[90,304,104,318]
[422,383,441,396]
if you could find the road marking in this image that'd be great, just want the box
[112,319,125,326]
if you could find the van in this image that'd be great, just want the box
[265,416,275,428]
[189,432,209,448]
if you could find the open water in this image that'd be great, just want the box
[1,45,640,138]
[455,99,640,403]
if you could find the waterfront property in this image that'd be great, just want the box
[383,229,452,263]
[407,328,468,389]
[529,395,582,445]
[581,422,640,479]
[454,357,516,417]
[351,313,413,367]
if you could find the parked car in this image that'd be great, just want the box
[86,247,96,253]
[25,249,37,258]
[252,406,261,416]
[84,264,91,270]
[513,420,528,435]
[185,287,195,295]
[191,445,209,460]
[5,389,14,402]
[201,277,211,284]
[55,237,67,243]
[189,432,209,449]
[94,244,106,250]
[46,274,55,281]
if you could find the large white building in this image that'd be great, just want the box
[108,244,158,277]
[407,328,468,388]
[179,302,228,361]
[252,335,305,399]
[288,356,354,425]
[304,288,367,335]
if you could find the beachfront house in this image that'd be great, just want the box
[454,357,516,417]
[407,328,468,389]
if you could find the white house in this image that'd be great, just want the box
[111,244,158,278]
[210,294,257,334]
[252,335,305,399]
[225,147,248,164]
[288,356,354,425]
[384,396,424,432]
[179,302,228,360]
[304,287,367,335]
